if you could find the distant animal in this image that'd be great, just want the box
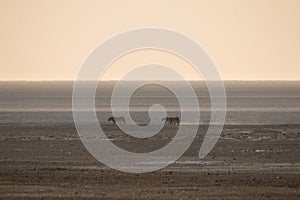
[108,116,126,125]
[162,117,180,125]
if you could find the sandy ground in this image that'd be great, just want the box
[0,123,299,199]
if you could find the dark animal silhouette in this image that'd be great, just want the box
[108,116,126,124]
[162,117,180,125]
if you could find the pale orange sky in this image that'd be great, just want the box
[0,0,299,80]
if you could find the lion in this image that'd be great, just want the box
[162,117,180,125]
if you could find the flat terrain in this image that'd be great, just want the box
[0,123,299,199]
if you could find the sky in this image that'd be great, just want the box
[0,0,299,80]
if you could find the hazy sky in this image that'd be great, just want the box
[0,0,299,80]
